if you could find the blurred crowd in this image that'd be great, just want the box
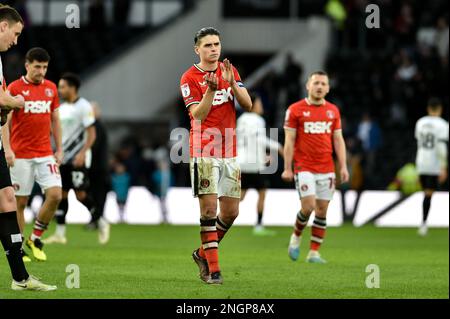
[109,137,174,222]
[4,0,448,194]
[236,0,449,191]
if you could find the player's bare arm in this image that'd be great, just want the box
[51,109,63,165]
[221,58,252,111]
[282,128,296,182]
[0,90,24,110]
[189,72,218,121]
[73,125,96,168]
[278,145,285,158]
[1,111,14,167]
[437,140,448,184]
[333,129,349,183]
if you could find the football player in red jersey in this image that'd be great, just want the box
[180,27,252,284]
[2,47,62,262]
[282,71,349,264]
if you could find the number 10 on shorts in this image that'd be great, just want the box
[47,163,60,175]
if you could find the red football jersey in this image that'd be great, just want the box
[180,63,243,158]
[7,76,60,158]
[284,98,341,174]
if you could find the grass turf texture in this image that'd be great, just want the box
[0,223,448,299]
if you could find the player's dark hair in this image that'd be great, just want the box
[25,47,50,63]
[0,4,24,25]
[427,97,442,110]
[60,72,81,91]
[308,70,328,79]
[194,27,220,45]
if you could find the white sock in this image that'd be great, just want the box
[308,250,320,257]
[290,233,301,245]
[98,217,108,228]
[56,225,66,237]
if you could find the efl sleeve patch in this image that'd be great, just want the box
[11,233,22,243]
[181,83,190,98]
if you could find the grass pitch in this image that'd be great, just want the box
[0,223,448,299]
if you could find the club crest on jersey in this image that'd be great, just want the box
[326,110,335,119]
[45,88,54,97]
[181,83,190,98]
[212,87,233,106]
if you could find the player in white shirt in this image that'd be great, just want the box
[43,73,109,244]
[415,98,449,236]
[237,92,283,235]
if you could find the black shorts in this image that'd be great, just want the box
[0,149,12,190]
[420,175,439,190]
[60,164,90,191]
[241,172,269,190]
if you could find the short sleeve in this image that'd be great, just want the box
[6,82,17,96]
[333,107,342,132]
[414,121,419,140]
[180,74,201,109]
[51,84,60,112]
[284,106,298,131]
[82,101,96,128]
[232,66,244,88]
[439,122,449,142]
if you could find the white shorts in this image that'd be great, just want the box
[295,172,336,201]
[10,156,62,196]
[190,157,241,198]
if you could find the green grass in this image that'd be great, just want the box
[0,223,448,299]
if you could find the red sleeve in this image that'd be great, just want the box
[232,66,243,86]
[180,74,201,109]
[6,81,17,96]
[51,84,60,111]
[333,107,342,131]
[284,105,298,130]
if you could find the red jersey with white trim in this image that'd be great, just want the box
[284,98,341,174]
[180,63,244,158]
[7,76,60,158]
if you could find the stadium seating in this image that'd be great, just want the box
[8,26,150,83]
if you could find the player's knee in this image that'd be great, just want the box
[222,209,239,221]
[46,190,62,205]
[302,205,315,215]
[201,204,217,219]
[314,209,327,218]
[16,197,28,210]
[424,189,434,197]
[0,187,17,210]
[75,191,87,202]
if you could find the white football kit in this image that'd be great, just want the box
[59,97,95,168]
[415,115,449,175]
[236,112,281,174]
